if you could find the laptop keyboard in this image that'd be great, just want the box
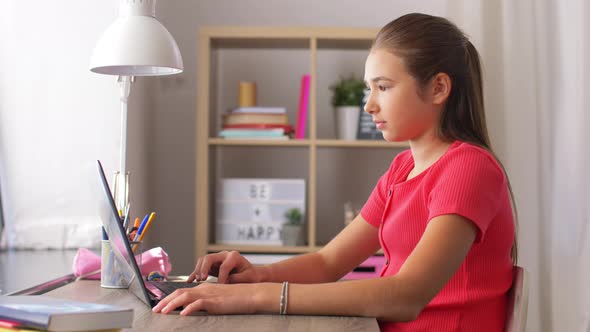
[150,281,199,295]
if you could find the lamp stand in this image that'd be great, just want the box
[113,76,134,215]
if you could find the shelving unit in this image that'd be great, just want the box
[195,26,409,258]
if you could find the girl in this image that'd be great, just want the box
[153,13,516,332]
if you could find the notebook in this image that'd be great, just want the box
[96,160,199,308]
[0,295,132,332]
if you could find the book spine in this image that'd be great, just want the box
[219,129,287,137]
[295,74,310,139]
[232,107,286,114]
[223,113,288,125]
[222,124,294,132]
[0,311,47,331]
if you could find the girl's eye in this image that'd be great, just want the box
[378,85,389,91]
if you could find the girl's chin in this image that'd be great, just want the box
[382,132,402,142]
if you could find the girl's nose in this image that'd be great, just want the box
[364,94,378,114]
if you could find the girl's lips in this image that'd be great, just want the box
[375,121,385,130]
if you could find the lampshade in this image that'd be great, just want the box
[90,0,183,76]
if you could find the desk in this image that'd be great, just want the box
[2,250,378,331]
[43,280,379,331]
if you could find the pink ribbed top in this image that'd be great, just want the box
[361,141,514,332]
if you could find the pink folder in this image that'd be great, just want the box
[295,74,310,139]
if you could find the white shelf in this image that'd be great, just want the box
[208,138,409,148]
[207,244,314,254]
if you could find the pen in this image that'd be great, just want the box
[136,212,156,242]
[133,212,156,252]
[122,204,131,230]
[128,217,140,241]
[134,213,150,241]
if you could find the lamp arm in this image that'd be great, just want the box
[117,76,134,175]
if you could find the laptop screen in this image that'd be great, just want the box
[96,160,154,306]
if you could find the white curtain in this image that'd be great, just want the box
[538,1,590,330]
[448,0,588,330]
[0,1,121,249]
[465,0,590,331]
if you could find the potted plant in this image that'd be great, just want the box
[329,75,366,140]
[281,208,304,246]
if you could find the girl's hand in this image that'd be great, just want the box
[152,283,267,316]
[188,250,266,284]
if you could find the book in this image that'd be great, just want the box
[221,136,289,140]
[219,128,290,138]
[0,296,133,332]
[0,319,47,332]
[295,74,310,139]
[222,113,288,126]
[231,106,286,114]
[356,89,383,140]
[0,325,120,332]
[222,123,294,132]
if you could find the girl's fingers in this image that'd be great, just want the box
[188,257,203,282]
[159,290,192,314]
[180,299,206,316]
[199,251,227,280]
[217,251,241,284]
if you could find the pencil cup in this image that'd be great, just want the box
[101,240,143,288]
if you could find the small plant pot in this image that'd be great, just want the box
[335,106,360,140]
[281,225,304,246]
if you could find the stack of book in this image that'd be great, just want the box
[220,107,293,140]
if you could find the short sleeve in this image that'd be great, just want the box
[426,148,506,242]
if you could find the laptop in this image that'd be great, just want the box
[96,160,199,308]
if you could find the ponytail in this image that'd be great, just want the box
[465,40,519,264]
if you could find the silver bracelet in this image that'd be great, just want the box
[284,281,289,315]
[279,281,289,315]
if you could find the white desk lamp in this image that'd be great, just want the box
[90,0,183,213]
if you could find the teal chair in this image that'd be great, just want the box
[504,266,529,332]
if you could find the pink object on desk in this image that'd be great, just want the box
[343,255,386,280]
[72,247,172,280]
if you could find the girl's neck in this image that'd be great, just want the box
[408,132,452,175]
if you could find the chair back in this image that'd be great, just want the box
[504,266,529,332]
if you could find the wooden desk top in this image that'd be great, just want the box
[45,281,379,332]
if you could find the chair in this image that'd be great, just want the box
[504,266,529,332]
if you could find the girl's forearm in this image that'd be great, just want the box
[255,277,422,321]
[255,217,379,284]
[257,252,342,284]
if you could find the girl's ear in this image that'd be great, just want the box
[431,72,451,105]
